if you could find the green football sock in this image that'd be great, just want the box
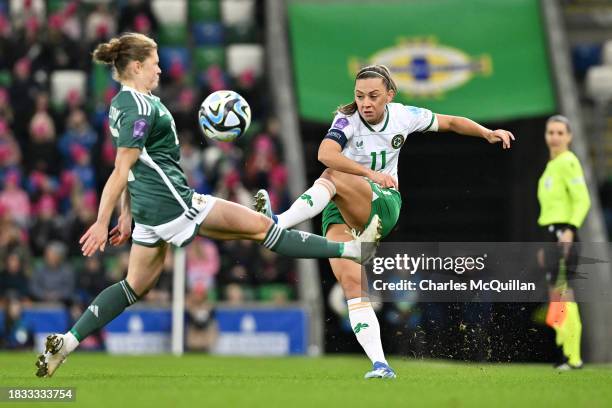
[70,280,139,341]
[261,224,347,259]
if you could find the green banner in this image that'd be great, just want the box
[288,0,556,123]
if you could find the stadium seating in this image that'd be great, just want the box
[192,21,224,46]
[158,46,191,73]
[9,0,45,20]
[152,0,187,25]
[91,64,113,102]
[586,65,612,102]
[158,23,189,46]
[226,44,264,78]
[189,0,221,22]
[220,0,255,26]
[193,46,225,71]
[50,70,87,107]
[571,43,601,78]
[0,0,296,317]
[602,39,612,66]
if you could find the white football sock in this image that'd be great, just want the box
[63,331,80,354]
[276,178,336,229]
[347,297,388,365]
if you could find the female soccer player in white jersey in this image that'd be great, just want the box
[34,33,382,378]
[255,64,514,379]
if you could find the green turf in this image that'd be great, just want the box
[0,353,611,407]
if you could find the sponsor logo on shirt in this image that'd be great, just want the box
[133,119,148,139]
[355,139,364,149]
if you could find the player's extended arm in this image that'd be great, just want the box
[80,147,140,256]
[318,139,398,189]
[436,114,514,149]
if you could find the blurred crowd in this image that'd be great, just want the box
[0,0,296,349]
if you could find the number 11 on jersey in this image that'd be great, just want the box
[370,150,386,171]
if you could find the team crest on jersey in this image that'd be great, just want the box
[391,134,404,149]
[348,37,492,97]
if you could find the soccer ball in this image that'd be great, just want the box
[198,90,251,142]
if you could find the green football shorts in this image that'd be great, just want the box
[321,180,402,238]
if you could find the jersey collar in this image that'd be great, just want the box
[121,85,152,97]
[359,105,389,133]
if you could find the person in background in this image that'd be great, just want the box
[537,115,591,370]
[0,252,30,301]
[0,296,34,349]
[29,241,75,304]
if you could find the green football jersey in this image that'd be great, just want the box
[109,86,193,226]
[537,150,590,228]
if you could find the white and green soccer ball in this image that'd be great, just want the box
[198,90,252,142]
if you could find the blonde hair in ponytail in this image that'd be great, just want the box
[92,32,157,81]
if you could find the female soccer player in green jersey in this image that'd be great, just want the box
[255,64,514,378]
[35,33,382,378]
[537,115,591,370]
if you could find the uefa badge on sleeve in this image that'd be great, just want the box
[132,119,148,139]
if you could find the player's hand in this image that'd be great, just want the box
[558,228,574,258]
[109,213,132,247]
[79,221,109,257]
[367,170,399,190]
[485,129,515,149]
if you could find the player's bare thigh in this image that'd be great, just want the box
[321,168,372,231]
[326,223,365,299]
[126,242,169,297]
[198,198,272,241]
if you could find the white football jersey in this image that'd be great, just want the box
[325,103,435,182]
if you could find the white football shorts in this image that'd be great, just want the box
[132,192,217,247]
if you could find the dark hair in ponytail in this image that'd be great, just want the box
[92,32,157,81]
[336,65,398,116]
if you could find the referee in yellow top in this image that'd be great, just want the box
[537,115,591,369]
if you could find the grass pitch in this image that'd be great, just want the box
[1,353,611,407]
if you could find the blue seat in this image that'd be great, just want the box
[192,22,224,46]
[158,46,191,73]
[572,43,602,79]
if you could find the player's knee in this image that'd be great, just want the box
[338,271,362,294]
[321,168,336,182]
[314,177,337,197]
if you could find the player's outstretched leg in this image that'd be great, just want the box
[255,178,336,229]
[35,244,168,377]
[200,198,381,264]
